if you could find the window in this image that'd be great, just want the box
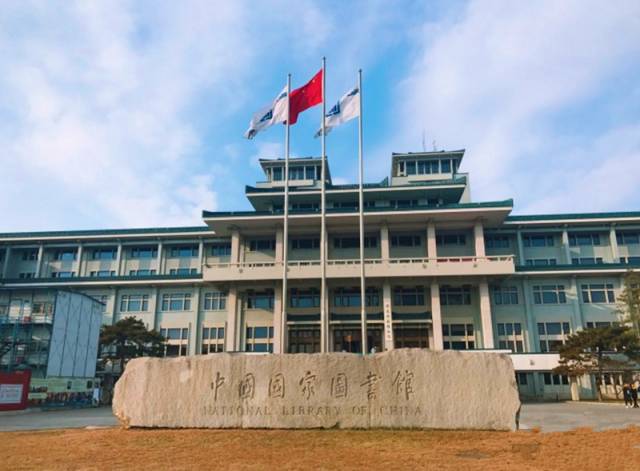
[291,238,320,250]
[440,159,451,173]
[289,327,321,353]
[130,247,158,258]
[333,287,380,307]
[406,161,416,175]
[54,249,76,261]
[436,234,467,246]
[202,326,225,354]
[290,288,320,308]
[334,201,358,209]
[485,235,510,249]
[210,243,231,256]
[492,286,518,305]
[120,294,149,312]
[98,295,108,313]
[617,231,640,245]
[169,268,198,275]
[442,323,475,350]
[572,257,603,265]
[289,166,305,180]
[169,246,198,257]
[292,202,320,211]
[390,235,421,247]
[19,272,35,279]
[440,285,472,305]
[538,322,571,352]
[32,302,53,315]
[90,270,116,278]
[393,287,425,306]
[272,167,283,181]
[129,269,156,276]
[542,373,569,386]
[393,324,427,348]
[334,236,377,249]
[621,256,640,264]
[21,250,38,261]
[390,199,419,209]
[417,160,439,174]
[92,248,117,260]
[51,271,75,278]
[522,234,554,247]
[246,291,274,310]
[533,285,567,304]
[161,293,192,311]
[203,292,227,311]
[159,328,189,357]
[497,323,524,352]
[246,326,274,352]
[516,373,528,386]
[248,239,275,251]
[525,258,557,266]
[569,232,601,247]
[581,283,615,303]
[586,321,615,329]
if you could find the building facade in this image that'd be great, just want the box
[1,150,638,400]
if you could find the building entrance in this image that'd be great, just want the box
[333,326,383,353]
[393,323,429,348]
[288,326,321,353]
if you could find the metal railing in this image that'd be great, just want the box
[205,255,514,270]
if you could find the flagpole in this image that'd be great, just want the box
[357,69,367,355]
[281,73,291,354]
[320,57,328,353]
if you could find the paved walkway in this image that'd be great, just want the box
[519,402,640,432]
[1,402,639,433]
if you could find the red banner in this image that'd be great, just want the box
[0,370,31,411]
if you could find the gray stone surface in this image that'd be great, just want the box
[113,349,521,430]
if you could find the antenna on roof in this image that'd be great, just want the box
[421,130,426,152]
[432,140,437,151]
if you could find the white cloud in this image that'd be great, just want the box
[0,0,331,231]
[394,0,640,213]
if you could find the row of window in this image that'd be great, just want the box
[397,158,458,176]
[119,292,228,312]
[492,284,617,305]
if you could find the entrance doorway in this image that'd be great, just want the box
[333,326,383,353]
[393,323,429,348]
[288,327,321,353]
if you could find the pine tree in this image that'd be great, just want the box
[617,271,640,337]
[99,317,165,374]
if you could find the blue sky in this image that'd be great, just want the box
[1,0,639,231]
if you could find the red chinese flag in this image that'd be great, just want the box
[289,69,323,125]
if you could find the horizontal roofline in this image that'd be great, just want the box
[203,199,513,219]
[505,211,640,223]
[245,176,466,194]
[259,156,324,163]
[0,226,211,240]
[391,149,465,157]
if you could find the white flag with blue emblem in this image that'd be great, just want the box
[244,86,288,139]
[315,87,360,137]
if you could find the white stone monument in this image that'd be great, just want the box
[113,349,521,430]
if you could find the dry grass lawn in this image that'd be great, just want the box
[2,426,640,470]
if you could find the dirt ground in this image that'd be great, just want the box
[2,426,640,470]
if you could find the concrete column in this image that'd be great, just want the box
[35,244,44,278]
[156,242,163,274]
[570,276,584,331]
[610,226,620,263]
[231,230,241,263]
[474,220,485,257]
[516,230,525,266]
[225,286,239,351]
[189,287,201,355]
[382,281,394,350]
[427,221,437,259]
[562,229,572,265]
[115,243,123,276]
[430,281,444,350]
[380,224,390,260]
[479,280,494,349]
[273,281,283,353]
[1,246,10,278]
[275,227,284,263]
[521,278,537,352]
[76,244,84,277]
[198,240,204,273]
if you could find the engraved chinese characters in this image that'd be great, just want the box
[210,369,404,402]
[114,350,522,430]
